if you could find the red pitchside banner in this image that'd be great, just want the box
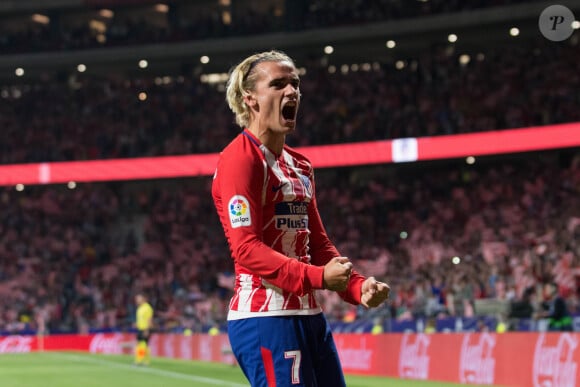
[1,332,579,386]
[0,123,579,186]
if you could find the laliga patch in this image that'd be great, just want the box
[228,195,251,228]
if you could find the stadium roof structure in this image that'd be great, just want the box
[0,0,579,81]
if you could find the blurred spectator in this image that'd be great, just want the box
[536,282,573,331]
[509,286,535,319]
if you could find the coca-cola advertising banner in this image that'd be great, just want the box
[1,332,578,386]
[336,332,580,387]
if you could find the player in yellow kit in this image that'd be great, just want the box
[134,293,154,366]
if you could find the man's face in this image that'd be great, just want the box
[247,60,300,134]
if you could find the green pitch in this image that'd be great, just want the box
[0,352,479,387]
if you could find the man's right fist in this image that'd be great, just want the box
[323,257,353,292]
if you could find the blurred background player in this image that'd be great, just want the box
[134,293,153,366]
[212,50,390,387]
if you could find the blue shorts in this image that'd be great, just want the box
[228,313,346,387]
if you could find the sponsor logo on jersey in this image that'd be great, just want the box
[271,182,287,192]
[275,202,308,215]
[228,195,251,228]
[275,202,308,229]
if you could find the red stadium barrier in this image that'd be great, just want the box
[1,332,578,386]
[0,123,579,186]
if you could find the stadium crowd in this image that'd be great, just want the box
[0,0,531,54]
[0,0,578,335]
[1,38,579,165]
[0,150,578,334]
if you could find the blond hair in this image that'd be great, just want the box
[225,50,295,128]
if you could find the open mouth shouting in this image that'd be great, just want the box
[281,101,298,126]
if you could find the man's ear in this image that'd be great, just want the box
[243,93,258,108]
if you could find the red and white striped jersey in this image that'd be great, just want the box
[212,130,364,320]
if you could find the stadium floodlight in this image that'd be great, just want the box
[77,64,87,73]
[15,68,24,77]
[99,9,114,18]
[385,40,396,49]
[138,60,148,69]
[466,156,476,164]
[572,20,580,29]
[324,45,334,54]
[31,14,50,25]
[510,27,520,37]
[200,56,210,64]
[154,4,169,13]
[448,34,458,43]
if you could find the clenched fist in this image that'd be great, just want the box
[360,276,390,308]
[323,257,353,292]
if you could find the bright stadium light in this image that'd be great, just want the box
[15,68,24,77]
[395,60,405,70]
[200,55,210,64]
[77,64,87,73]
[386,40,396,49]
[138,59,148,69]
[466,156,476,164]
[459,54,470,66]
[99,9,114,18]
[572,20,580,29]
[154,3,169,13]
[448,33,458,43]
[138,92,147,101]
[452,256,461,265]
[15,184,24,191]
[67,181,77,189]
[324,45,334,54]
[31,14,50,25]
[510,27,520,37]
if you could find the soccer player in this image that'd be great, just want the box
[134,293,153,366]
[212,50,390,387]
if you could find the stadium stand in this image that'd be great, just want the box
[0,150,578,334]
[0,0,578,334]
